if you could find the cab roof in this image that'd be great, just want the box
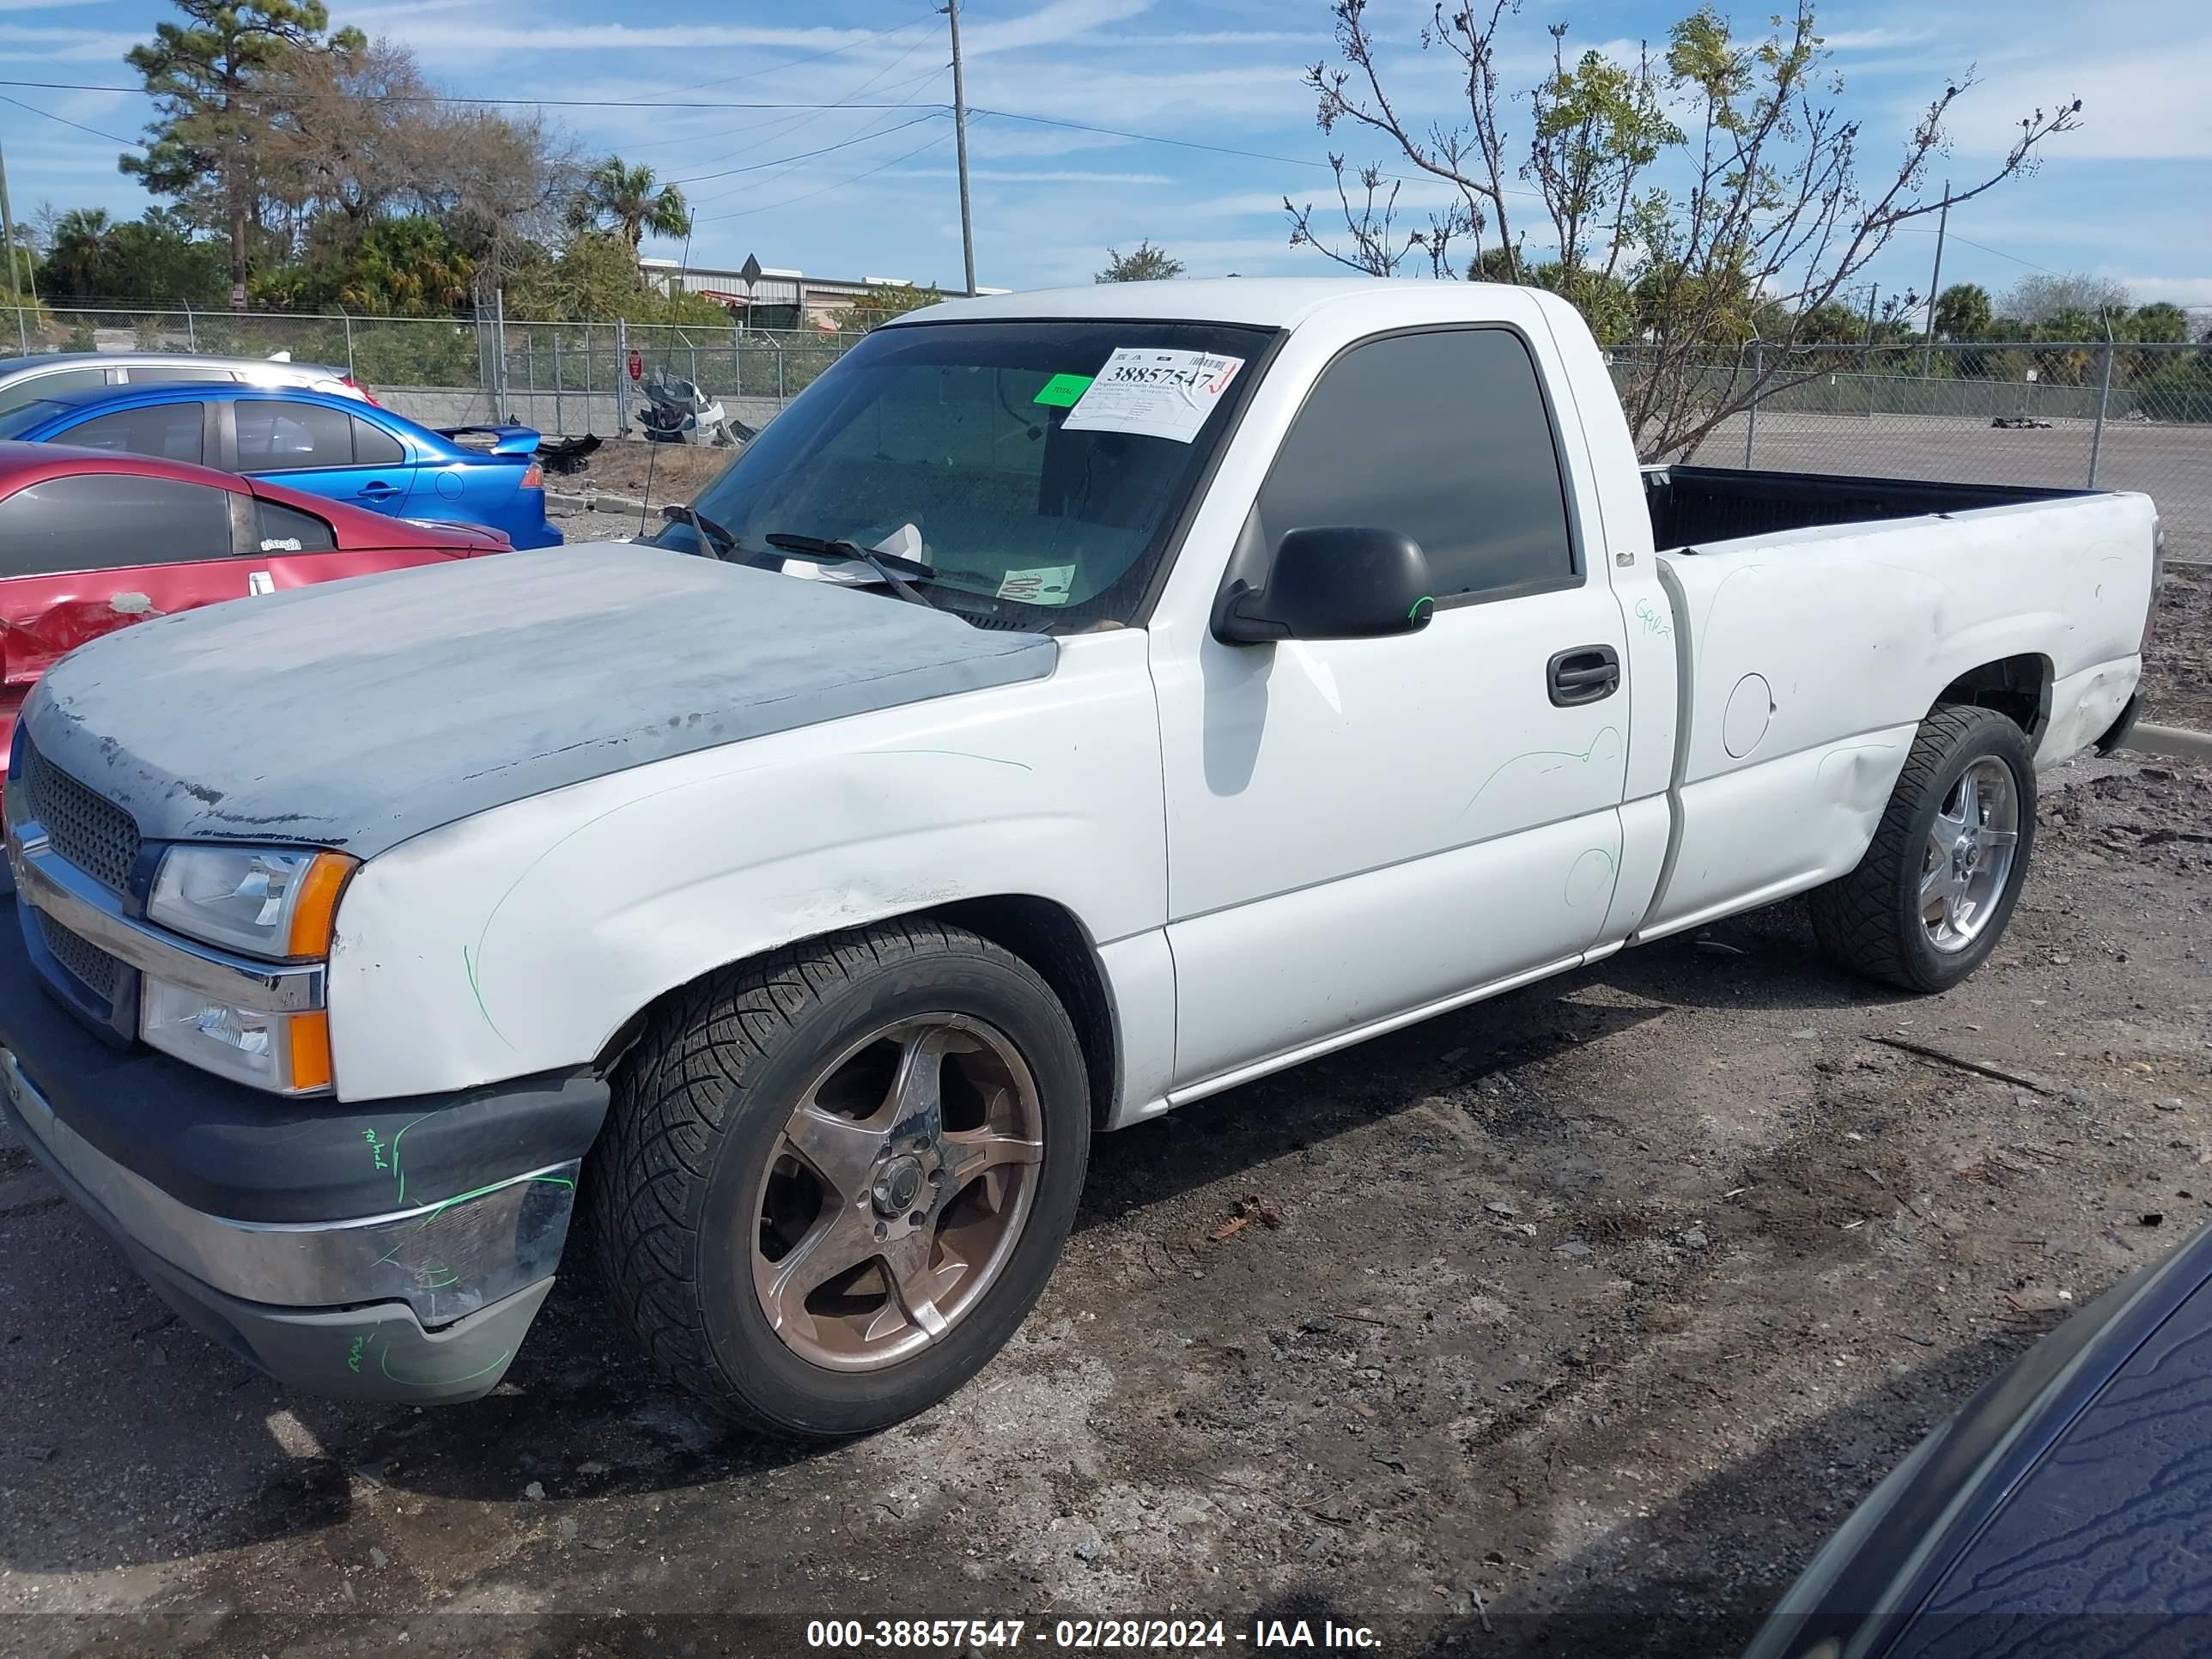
[888,276,1516,332]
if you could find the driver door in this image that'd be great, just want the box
[1153,325,1632,1089]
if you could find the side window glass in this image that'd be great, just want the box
[121,365,237,385]
[253,499,338,553]
[0,474,234,576]
[1256,328,1576,600]
[0,367,108,415]
[352,416,405,468]
[61,404,205,465]
[235,400,353,468]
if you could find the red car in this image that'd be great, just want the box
[0,441,508,823]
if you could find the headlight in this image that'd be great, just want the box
[148,846,355,960]
[141,844,353,1095]
[141,979,331,1094]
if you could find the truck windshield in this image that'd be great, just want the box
[653,319,1275,632]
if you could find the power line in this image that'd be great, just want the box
[0,73,2081,284]
[684,95,945,209]
[0,78,939,112]
[966,106,1352,177]
[966,106,1553,202]
[670,109,944,186]
[695,128,951,224]
[666,54,946,184]
[0,90,144,149]
[1898,225,2061,277]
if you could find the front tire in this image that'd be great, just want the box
[592,921,1090,1437]
[1809,704,2037,993]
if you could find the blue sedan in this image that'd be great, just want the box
[1746,1216,2212,1659]
[0,382,562,549]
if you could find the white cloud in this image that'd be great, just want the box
[1940,39,2212,161]
[1086,30,1328,47]
[1819,27,1937,51]
[2110,275,2212,307]
[902,167,1175,185]
[961,0,1153,57]
[391,20,905,53]
[0,23,142,58]
[965,124,1135,159]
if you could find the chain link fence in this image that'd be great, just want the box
[1613,339,2212,559]
[9,305,2207,556]
[3,304,867,442]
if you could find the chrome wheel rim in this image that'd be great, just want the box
[751,1015,1044,1372]
[1919,757,2021,953]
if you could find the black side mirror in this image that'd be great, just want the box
[1213,526,1436,645]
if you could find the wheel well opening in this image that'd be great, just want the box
[1937,654,2051,743]
[933,896,1118,1132]
[590,897,1121,1129]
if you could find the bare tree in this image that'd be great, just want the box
[255,36,578,301]
[1286,0,2082,459]
[257,36,443,233]
[1999,272,2132,325]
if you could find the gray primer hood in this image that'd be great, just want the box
[21,542,1056,856]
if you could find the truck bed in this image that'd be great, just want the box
[1644,465,2090,553]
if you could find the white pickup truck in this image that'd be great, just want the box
[0,279,2160,1436]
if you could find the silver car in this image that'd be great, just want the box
[0,351,369,417]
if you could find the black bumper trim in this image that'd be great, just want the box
[2,1066,550,1403]
[0,892,609,1224]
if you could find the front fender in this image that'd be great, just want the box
[325,632,1164,1102]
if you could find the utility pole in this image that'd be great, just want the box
[1863,283,1880,347]
[944,0,976,296]
[1923,181,1949,378]
[0,137,21,325]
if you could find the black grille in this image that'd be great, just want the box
[33,908,121,1002]
[16,738,142,894]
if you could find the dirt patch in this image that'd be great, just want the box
[2146,562,2212,732]
[1,753,2207,1656]
[550,441,732,511]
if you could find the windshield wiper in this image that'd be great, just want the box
[765,531,941,610]
[659,502,740,559]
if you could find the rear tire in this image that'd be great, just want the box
[592,920,1090,1438]
[1808,704,2036,994]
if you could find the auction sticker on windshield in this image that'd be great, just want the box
[1061,348,1244,443]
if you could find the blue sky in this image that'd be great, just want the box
[1,0,2206,309]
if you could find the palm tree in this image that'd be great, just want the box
[571,157,691,283]
[44,208,114,304]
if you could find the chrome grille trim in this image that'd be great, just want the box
[4,821,325,1015]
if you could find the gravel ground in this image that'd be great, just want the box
[2147,562,2212,732]
[0,744,2206,1657]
